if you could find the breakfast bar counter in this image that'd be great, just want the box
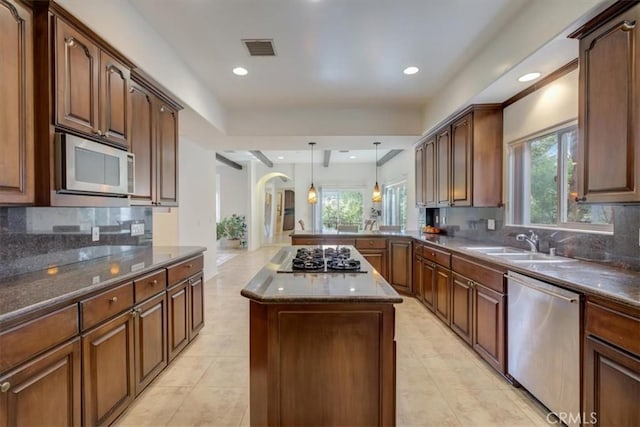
[241,246,401,426]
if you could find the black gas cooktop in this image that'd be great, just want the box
[277,247,367,273]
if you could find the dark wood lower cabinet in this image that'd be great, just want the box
[167,281,190,362]
[472,283,505,372]
[360,250,388,280]
[421,260,436,312]
[584,336,640,426]
[434,267,451,325]
[389,240,412,294]
[133,293,167,396]
[0,338,81,427]
[189,274,204,339]
[82,312,135,427]
[451,273,473,344]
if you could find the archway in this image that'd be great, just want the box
[250,172,294,249]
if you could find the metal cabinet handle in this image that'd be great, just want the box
[622,21,636,31]
[109,296,118,303]
[185,264,193,269]
[0,382,10,393]
[575,196,586,202]
[151,279,158,285]
[131,310,137,317]
[129,87,135,93]
[160,106,166,113]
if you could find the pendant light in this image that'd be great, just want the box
[372,142,382,202]
[308,142,318,204]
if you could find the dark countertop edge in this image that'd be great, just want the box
[293,232,639,309]
[240,289,403,304]
[0,246,206,326]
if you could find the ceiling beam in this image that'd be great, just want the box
[377,149,403,167]
[216,153,242,170]
[323,150,331,167]
[250,150,273,168]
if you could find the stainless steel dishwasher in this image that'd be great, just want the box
[507,271,581,426]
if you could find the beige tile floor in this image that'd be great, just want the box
[115,247,551,427]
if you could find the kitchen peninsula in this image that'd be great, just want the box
[241,246,402,426]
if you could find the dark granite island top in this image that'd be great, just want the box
[0,245,206,326]
[240,246,402,304]
[242,246,400,426]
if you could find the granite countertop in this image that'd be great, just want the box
[292,230,640,308]
[0,245,206,325]
[241,246,403,304]
[290,230,417,237]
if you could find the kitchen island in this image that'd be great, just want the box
[241,246,402,426]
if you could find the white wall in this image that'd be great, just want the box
[218,164,249,220]
[152,210,178,246]
[503,69,578,143]
[177,137,217,281]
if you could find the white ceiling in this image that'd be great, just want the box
[129,0,527,109]
[222,148,397,164]
[124,0,611,157]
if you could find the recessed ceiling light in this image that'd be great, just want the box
[233,67,248,76]
[349,155,357,159]
[277,156,284,160]
[518,72,541,82]
[403,66,419,75]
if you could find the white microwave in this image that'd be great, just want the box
[55,133,134,197]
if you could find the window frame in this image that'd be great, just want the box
[319,186,366,231]
[382,180,407,229]
[506,122,613,233]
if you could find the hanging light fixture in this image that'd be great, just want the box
[372,142,382,202]
[308,142,318,204]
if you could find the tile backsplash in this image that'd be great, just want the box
[0,207,152,279]
[426,205,640,271]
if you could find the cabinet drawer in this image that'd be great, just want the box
[422,244,451,269]
[355,238,387,249]
[167,255,203,286]
[585,300,640,355]
[80,282,134,331]
[414,243,424,258]
[452,255,505,292]
[134,270,167,303]
[0,305,79,373]
[324,238,356,246]
[292,238,322,246]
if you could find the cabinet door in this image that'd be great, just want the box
[472,283,505,373]
[584,335,640,426]
[577,5,640,203]
[156,102,178,206]
[434,267,451,325]
[133,293,167,396]
[167,281,190,361]
[55,18,99,136]
[99,51,130,147]
[421,260,436,312]
[424,137,437,207]
[451,273,472,344]
[389,240,412,294]
[415,144,424,206]
[129,82,155,205]
[0,339,81,427]
[0,0,34,204]
[413,254,423,301]
[451,114,472,207]
[361,250,388,280]
[189,275,204,339]
[436,127,451,207]
[82,311,135,427]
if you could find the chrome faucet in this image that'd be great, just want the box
[516,230,539,252]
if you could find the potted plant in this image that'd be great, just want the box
[219,214,247,249]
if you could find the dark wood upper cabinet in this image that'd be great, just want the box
[157,101,178,206]
[55,17,130,148]
[0,0,34,205]
[436,127,451,207]
[424,136,436,207]
[416,104,502,209]
[415,143,424,206]
[128,81,155,204]
[99,51,130,147]
[451,114,472,207]
[55,17,100,136]
[572,3,640,203]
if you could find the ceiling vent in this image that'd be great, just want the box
[243,39,276,56]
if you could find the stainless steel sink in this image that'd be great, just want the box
[463,246,524,254]
[463,246,577,263]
